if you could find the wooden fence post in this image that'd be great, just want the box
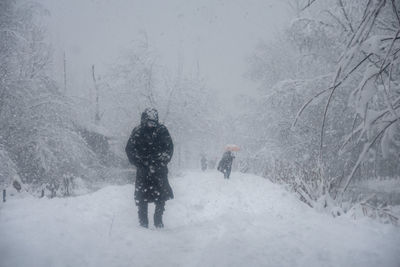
[2,189,5,202]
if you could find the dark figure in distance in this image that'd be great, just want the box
[217,151,235,179]
[125,108,174,228]
[201,155,207,171]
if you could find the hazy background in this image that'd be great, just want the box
[2,0,399,223]
[39,0,291,111]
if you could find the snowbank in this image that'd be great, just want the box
[0,171,399,267]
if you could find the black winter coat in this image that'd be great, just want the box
[125,114,174,204]
[217,151,234,172]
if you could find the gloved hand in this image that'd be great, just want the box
[136,158,150,169]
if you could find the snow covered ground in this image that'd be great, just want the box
[1,171,399,267]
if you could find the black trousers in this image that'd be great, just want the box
[137,200,165,227]
[224,167,231,179]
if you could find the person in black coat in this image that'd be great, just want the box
[217,151,235,179]
[125,108,174,228]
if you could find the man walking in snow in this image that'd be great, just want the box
[217,151,235,179]
[125,108,174,228]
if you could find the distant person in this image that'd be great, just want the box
[201,155,207,171]
[217,151,235,179]
[125,108,174,228]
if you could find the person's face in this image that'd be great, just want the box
[146,120,157,128]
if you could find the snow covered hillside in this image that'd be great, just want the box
[1,171,399,267]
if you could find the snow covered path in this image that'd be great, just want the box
[1,171,399,267]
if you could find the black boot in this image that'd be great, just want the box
[154,201,165,228]
[137,201,148,228]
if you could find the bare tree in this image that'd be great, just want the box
[92,64,101,125]
[294,0,400,194]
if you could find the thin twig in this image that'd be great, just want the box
[320,67,341,162]
[292,53,372,128]
[392,0,400,26]
[323,9,348,32]
[379,29,400,72]
[292,87,331,128]
[342,118,399,193]
[360,0,386,43]
[380,73,399,119]
[338,0,354,33]
[301,0,318,11]
[346,0,372,49]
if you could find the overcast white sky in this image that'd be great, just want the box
[39,0,291,109]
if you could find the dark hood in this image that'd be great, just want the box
[141,108,159,126]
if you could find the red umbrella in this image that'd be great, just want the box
[225,144,240,151]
